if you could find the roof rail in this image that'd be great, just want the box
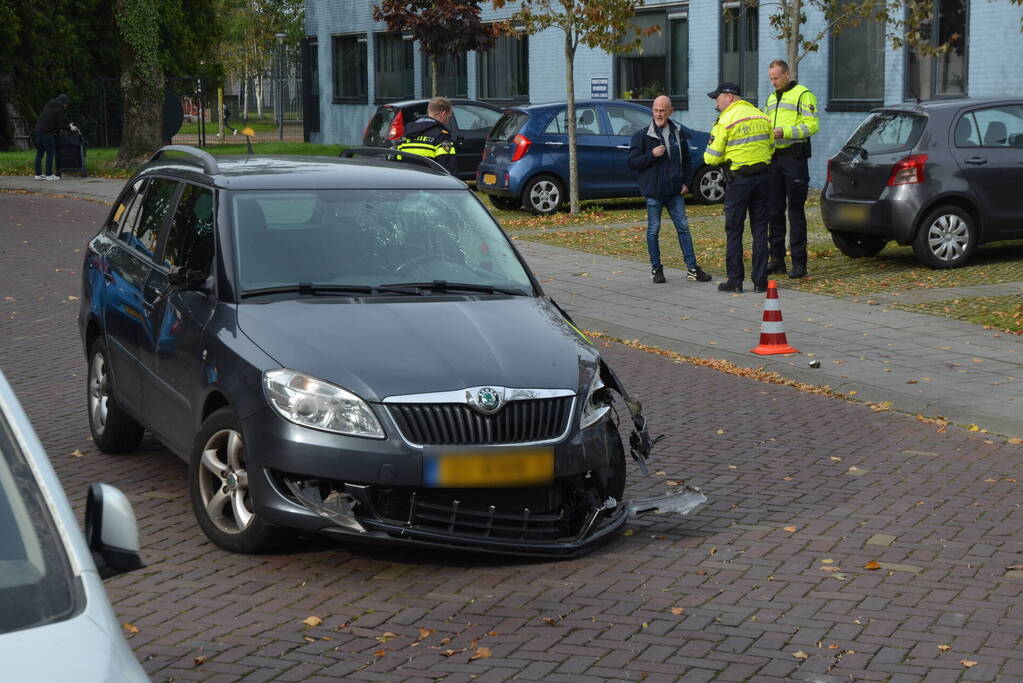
[149,145,220,175]
[339,147,450,175]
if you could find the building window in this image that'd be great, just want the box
[375,32,414,101]
[333,34,368,101]
[721,3,758,104]
[906,0,967,100]
[829,0,884,109]
[616,9,689,104]
[478,33,529,101]
[421,52,468,98]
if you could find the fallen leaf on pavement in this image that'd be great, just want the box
[961,660,977,668]
[792,651,809,660]
[122,623,139,633]
[1007,565,1023,570]
[70,449,85,457]
[194,656,206,666]
[822,559,834,564]
[469,647,492,661]
[302,616,323,628]
[864,561,881,570]
[938,644,951,652]
[373,650,386,657]
[671,607,684,615]
[418,627,434,639]
[783,526,797,532]
[376,632,397,642]
[666,480,681,487]
[831,572,849,580]
[820,566,841,573]
[542,617,559,625]
[623,529,634,536]
[441,649,463,657]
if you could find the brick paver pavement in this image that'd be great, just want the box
[3,192,1023,682]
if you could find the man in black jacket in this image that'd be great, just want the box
[628,96,711,284]
[33,94,78,181]
[396,97,457,174]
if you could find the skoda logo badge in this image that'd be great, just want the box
[475,387,502,414]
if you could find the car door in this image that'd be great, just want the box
[950,104,1023,232]
[604,103,651,195]
[100,179,158,412]
[450,103,503,178]
[141,183,218,453]
[540,106,612,195]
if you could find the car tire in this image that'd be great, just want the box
[488,194,521,211]
[87,338,144,454]
[691,165,726,204]
[605,421,626,503]
[522,175,565,215]
[189,407,281,553]
[830,231,888,258]
[912,205,977,269]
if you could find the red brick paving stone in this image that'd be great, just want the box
[11,193,1023,680]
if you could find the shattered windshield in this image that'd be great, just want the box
[231,189,534,294]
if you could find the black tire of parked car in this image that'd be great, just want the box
[522,174,565,215]
[912,205,978,269]
[189,407,282,554]
[830,231,888,259]
[488,194,521,211]
[691,165,726,204]
[87,338,145,453]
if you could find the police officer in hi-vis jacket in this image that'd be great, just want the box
[764,59,819,279]
[703,82,774,294]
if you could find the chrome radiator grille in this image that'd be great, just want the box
[387,397,574,446]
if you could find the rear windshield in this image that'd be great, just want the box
[367,107,397,140]
[489,112,529,142]
[846,111,927,155]
[0,407,77,635]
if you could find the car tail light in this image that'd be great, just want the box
[826,158,833,184]
[510,134,531,162]
[387,110,405,140]
[887,154,928,186]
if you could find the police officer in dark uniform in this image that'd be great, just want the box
[396,97,457,174]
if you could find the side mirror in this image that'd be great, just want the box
[85,483,144,579]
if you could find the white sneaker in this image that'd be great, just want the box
[45,175,60,181]
[34,175,45,180]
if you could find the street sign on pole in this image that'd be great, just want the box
[590,77,609,99]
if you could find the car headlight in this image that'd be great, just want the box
[580,369,612,429]
[263,369,385,439]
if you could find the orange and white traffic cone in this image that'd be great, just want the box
[750,280,799,355]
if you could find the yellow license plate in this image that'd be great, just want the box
[425,448,554,487]
[836,203,869,224]
[482,173,497,185]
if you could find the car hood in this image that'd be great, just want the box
[1,591,148,682]
[236,296,598,401]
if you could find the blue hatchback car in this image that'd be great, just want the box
[476,100,725,214]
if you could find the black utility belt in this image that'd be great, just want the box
[773,141,811,159]
[733,162,771,176]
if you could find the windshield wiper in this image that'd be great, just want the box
[381,280,532,296]
[241,283,422,298]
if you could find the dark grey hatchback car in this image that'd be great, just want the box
[821,98,1023,268]
[78,146,703,556]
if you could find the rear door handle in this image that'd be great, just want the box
[546,141,563,147]
[615,145,630,149]
[965,156,988,165]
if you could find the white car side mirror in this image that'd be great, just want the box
[84,483,145,579]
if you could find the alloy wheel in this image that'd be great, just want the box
[88,352,109,437]
[197,428,254,535]
[529,180,561,213]
[926,213,970,262]
[699,169,725,202]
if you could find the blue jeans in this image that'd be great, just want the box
[34,133,56,176]
[646,193,696,270]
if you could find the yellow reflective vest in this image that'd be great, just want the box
[703,99,773,170]
[764,83,819,150]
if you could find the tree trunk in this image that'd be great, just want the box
[432,54,439,97]
[115,42,165,168]
[255,74,263,117]
[565,38,578,214]
[787,0,801,80]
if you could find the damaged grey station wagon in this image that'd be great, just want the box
[78,146,705,557]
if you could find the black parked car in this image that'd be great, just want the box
[78,145,704,556]
[363,98,505,181]
[822,98,1023,268]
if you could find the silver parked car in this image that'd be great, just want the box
[0,369,148,682]
[821,98,1023,268]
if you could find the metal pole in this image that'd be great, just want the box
[276,33,286,142]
